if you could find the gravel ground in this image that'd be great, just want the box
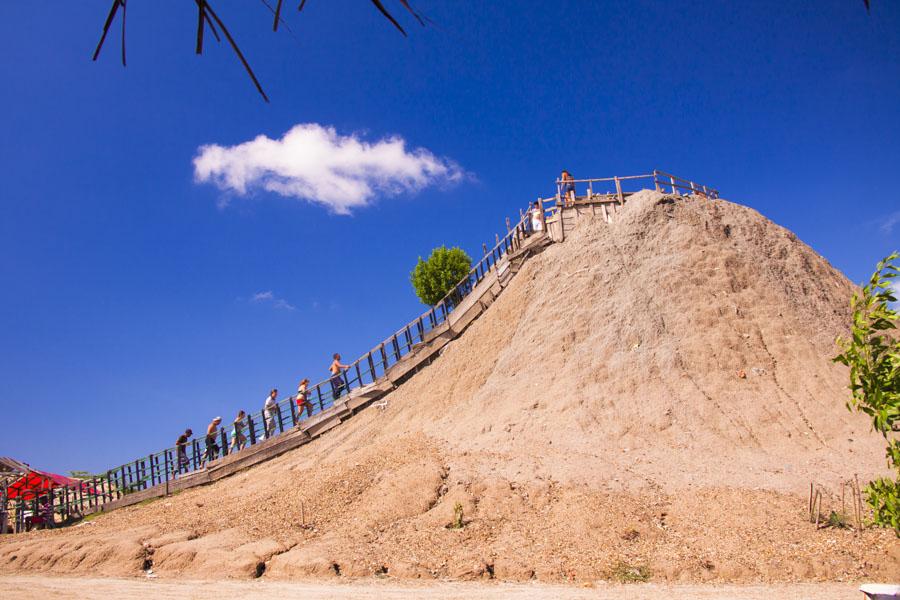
[0,575,870,600]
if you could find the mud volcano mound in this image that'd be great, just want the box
[2,191,897,582]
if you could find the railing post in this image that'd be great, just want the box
[367,352,377,380]
[191,440,201,470]
[163,451,171,484]
[247,414,258,444]
[615,177,624,205]
[289,394,298,425]
[653,170,661,192]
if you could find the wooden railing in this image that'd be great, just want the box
[554,170,719,204]
[0,207,536,534]
[0,169,720,534]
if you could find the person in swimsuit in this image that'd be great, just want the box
[229,410,247,452]
[296,378,313,421]
[330,353,350,400]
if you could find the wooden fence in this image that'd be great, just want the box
[1,170,719,534]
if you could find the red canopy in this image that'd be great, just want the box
[6,470,85,500]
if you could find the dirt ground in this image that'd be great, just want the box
[0,575,872,600]
[2,191,897,583]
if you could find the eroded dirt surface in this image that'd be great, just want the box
[2,192,898,583]
[0,575,870,600]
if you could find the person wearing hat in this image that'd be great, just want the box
[204,416,222,463]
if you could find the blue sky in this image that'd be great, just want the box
[1,1,898,474]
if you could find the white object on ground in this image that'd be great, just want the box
[860,584,900,600]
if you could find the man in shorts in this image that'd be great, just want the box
[175,428,193,474]
[330,353,350,400]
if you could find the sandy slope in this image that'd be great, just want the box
[1,191,897,583]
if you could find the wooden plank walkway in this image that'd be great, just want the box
[1,171,720,531]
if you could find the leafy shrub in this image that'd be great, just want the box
[826,510,850,529]
[449,501,465,529]
[410,246,472,306]
[834,252,900,536]
[610,561,651,583]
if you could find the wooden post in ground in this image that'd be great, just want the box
[615,177,624,205]
[653,170,661,192]
[670,176,677,195]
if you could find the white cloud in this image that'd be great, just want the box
[250,290,294,311]
[880,210,900,234]
[193,123,465,214]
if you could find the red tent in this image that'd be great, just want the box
[6,470,87,500]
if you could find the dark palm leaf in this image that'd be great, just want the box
[92,1,424,102]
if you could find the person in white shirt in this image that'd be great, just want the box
[530,201,543,232]
[262,389,278,438]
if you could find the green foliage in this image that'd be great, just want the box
[68,470,102,480]
[410,246,472,306]
[826,510,849,529]
[834,251,900,535]
[449,501,464,529]
[610,561,651,583]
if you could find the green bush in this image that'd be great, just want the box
[834,251,900,536]
[410,246,472,306]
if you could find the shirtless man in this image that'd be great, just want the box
[330,353,350,400]
[204,416,222,463]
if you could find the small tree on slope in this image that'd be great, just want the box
[410,246,472,306]
[834,251,900,535]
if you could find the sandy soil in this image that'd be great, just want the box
[0,575,870,600]
[2,191,897,583]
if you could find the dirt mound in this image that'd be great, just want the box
[2,191,896,583]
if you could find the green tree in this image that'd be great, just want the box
[834,251,900,535]
[410,246,472,306]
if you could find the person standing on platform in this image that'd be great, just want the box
[530,201,544,233]
[560,170,576,205]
